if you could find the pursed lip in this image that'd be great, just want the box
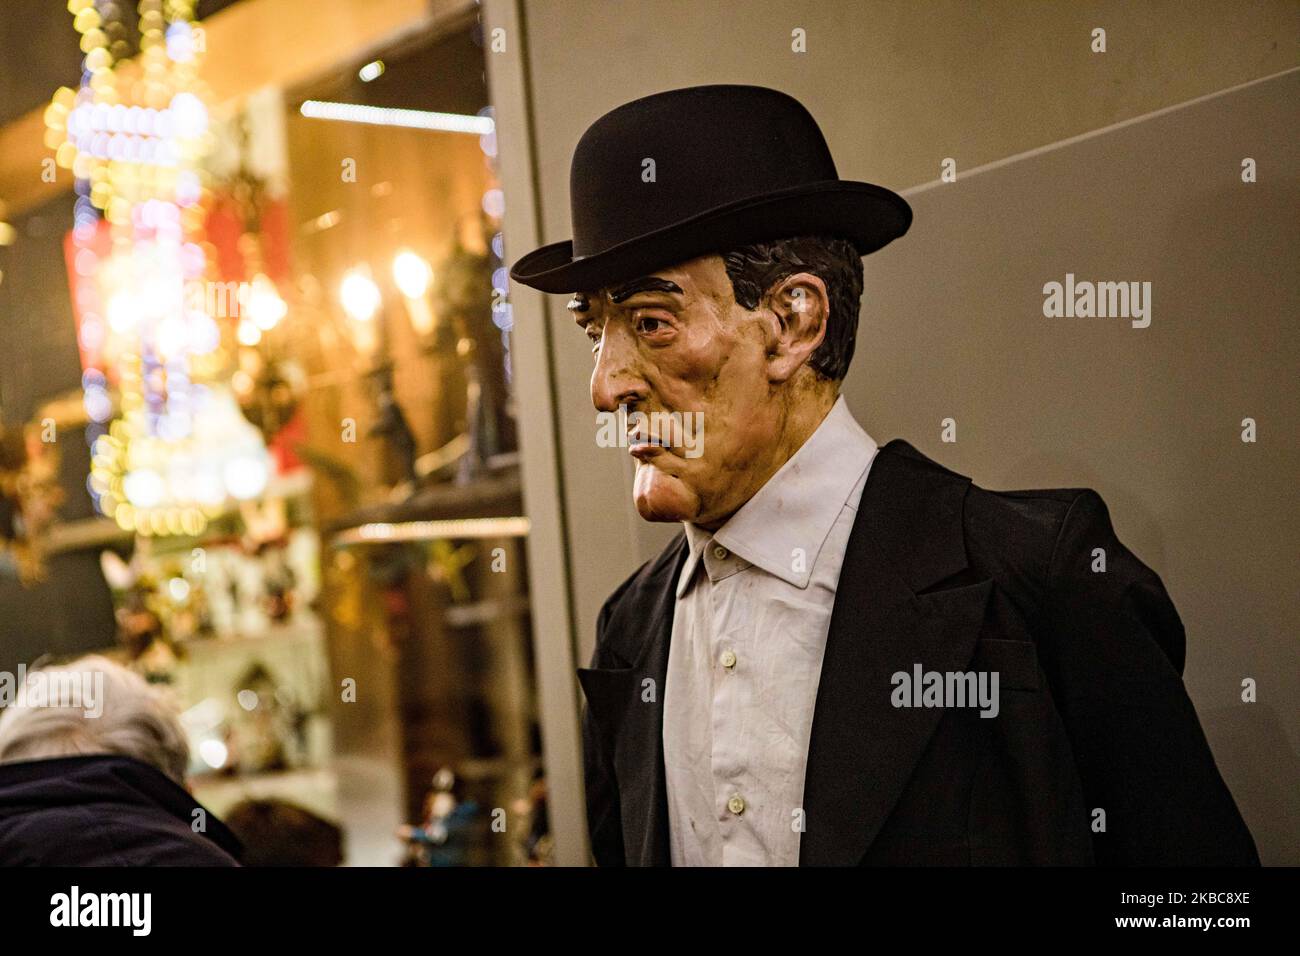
[630,442,666,462]
[627,428,673,458]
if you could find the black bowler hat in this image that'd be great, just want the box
[509,84,912,294]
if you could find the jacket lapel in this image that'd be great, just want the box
[799,440,990,865]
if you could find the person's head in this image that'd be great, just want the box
[570,234,864,527]
[512,86,910,525]
[0,655,189,784]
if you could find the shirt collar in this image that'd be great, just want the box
[676,523,716,599]
[676,396,877,596]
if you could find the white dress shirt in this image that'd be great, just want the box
[663,396,878,866]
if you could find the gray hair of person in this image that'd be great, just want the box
[0,655,189,784]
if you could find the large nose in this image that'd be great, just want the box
[590,320,646,413]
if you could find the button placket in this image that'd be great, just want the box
[708,575,747,842]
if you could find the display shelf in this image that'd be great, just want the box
[326,463,523,538]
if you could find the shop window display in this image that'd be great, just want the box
[2,3,543,867]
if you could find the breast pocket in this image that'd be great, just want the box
[971,639,1041,692]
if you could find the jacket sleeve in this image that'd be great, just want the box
[1037,489,1259,865]
[580,598,626,866]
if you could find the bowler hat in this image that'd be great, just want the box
[509,84,911,294]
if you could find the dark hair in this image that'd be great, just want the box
[224,798,344,867]
[721,236,864,381]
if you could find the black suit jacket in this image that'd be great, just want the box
[578,439,1258,865]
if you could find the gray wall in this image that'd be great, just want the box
[487,0,1300,863]
[854,71,1299,863]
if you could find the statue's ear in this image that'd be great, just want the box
[764,272,829,383]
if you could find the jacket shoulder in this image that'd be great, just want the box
[599,533,682,616]
[881,439,1098,613]
[591,532,686,667]
[962,484,1092,605]
[882,439,1092,568]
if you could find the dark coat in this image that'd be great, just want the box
[579,439,1259,866]
[0,754,241,866]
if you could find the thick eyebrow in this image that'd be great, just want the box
[608,276,684,303]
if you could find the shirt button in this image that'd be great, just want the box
[720,649,737,669]
[713,545,728,560]
[727,795,746,815]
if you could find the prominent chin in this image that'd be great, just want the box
[632,461,700,522]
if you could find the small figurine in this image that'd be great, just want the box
[396,767,479,866]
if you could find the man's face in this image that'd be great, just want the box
[571,254,792,526]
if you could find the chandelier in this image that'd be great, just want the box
[45,0,270,537]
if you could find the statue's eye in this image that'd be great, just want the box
[636,316,665,334]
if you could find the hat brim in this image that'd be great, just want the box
[509,180,912,294]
